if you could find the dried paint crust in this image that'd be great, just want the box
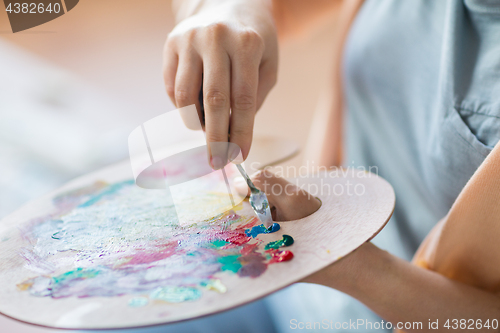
[17,179,293,305]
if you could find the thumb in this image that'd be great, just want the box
[235,169,320,221]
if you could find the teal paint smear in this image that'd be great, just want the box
[128,297,149,307]
[150,287,201,303]
[218,255,242,273]
[264,235,294,250]
[209,239,229,249]
[79,180,134,207]
[52,267,101,284]
[18,178,296,304]
[245,223,280,238]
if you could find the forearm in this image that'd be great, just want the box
[319,243,500,332]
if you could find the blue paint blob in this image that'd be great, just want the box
[245,223,280,238]
[267,223,280,233]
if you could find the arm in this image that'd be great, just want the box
[244,171,500,332]
[319,144,500,331]
[306,242,500,332]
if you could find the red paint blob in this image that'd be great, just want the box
[270,250,294,263]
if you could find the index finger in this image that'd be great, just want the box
[229,53,259,162]
[203,50,231,170]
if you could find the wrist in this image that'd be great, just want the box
[174,0,274,25]
[319,242,391,295]
[172,0,204,22]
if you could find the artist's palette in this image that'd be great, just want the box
[0,161,394,329]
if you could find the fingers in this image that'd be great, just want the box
[203,48,231,169]
[163,43,178,106]
[163,21,279,169]
[174,49,204,129]
[229,31,263,160]
[256,58,278,110]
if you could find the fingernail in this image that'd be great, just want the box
[211,156,223,170]
[228,145,241,163]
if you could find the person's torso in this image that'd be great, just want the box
[344,0,500,259]
[267,2,500,331]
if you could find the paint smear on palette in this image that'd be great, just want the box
[16,179,293,306]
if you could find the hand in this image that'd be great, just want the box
[164,0,279,168]
[235,169,321,221]
[236,169,368,289]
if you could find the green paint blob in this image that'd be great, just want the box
[150,286,201,303]
[218,255,242,273]
[264,235,294,250]
[282,234,294,246]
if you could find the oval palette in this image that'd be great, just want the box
[0,160,394,329]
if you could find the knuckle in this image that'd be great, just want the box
[239,29,264,50]
[167,26,199,50]
[268,72,278,88]
[206,132,228,143]
[165,33,178,48]
[233,93,255,111]
[205,22,229,38]
[261,68,278,88]
[175,89,192,105]
[165,32,174,43]
[205,90,229,108]
[230,125,252,139]
[184,28,198,41]
[165,85,175,99]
